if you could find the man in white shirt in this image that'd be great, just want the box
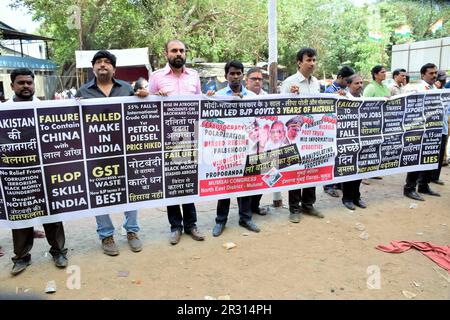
[280,48,323,223]
[389,68,407,96]
[404,63,440,201]
[281,48,320,95]
[415,63,438,92]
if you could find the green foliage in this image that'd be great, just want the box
[10,0,450,80]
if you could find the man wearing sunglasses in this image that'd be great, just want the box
[246,68,267,96]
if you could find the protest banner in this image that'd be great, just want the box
[0,91,446,228]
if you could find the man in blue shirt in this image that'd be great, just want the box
[208,61,260,237]
[325,66,354,95]
[323,66,354,197]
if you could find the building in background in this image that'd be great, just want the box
[0,21,56,101]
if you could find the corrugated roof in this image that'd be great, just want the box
[0,55,56,70]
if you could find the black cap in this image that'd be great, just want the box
[437,70,446,81]
[285,116,303,127]
[91,50,117,67]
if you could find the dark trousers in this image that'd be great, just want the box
[323,183,341,191]
[342,180,362,202]
[12,222,67,263]
[288,187,316,213]
[167,203,197,232]
[216,197,253,225]
[431,134,448,181]
[404,171,432,192]
[250,194,263,213]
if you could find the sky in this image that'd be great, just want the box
[0,0,377,34]
[0,0,40,33]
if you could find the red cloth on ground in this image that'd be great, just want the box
[376,241,450,273]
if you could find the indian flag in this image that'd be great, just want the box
[369,31,382,42]
[430,19,443,33]
[395,25,411,37]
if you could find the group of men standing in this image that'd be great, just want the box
[1,39,448,276]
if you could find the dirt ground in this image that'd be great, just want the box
[0,168,449,300]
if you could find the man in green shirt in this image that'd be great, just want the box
[363,65,390,98]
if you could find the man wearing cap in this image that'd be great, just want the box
[76,50,148,256]
[285,116,303,145]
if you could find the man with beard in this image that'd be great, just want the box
[280,47,323,223]
[149,40,204,245]
[3,68,68,275]
[77,50,148,256]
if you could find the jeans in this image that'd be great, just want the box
[96,210,139,240]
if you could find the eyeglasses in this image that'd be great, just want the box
[249,77,263,81]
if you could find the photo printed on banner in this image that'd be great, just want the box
[44,161,88,215]
[0,168,47,221]
[86,157,127,208]
[82,104,123,159]
[124,101,162,154]
[127,153,163,202]
[0,109,39,168]
[163,100,199,151]
[199,97,336,196]
[37,106,83,164]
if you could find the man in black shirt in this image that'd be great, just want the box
[76,50,148,256]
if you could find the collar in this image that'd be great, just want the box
[332,81,341,90]
[297,71,312,82]
[87,77,121,89]
[11,95,39,102]
[162,63,191,76]
[372,80,385,87]
[224,85,253,95]
[420,80,436,89]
